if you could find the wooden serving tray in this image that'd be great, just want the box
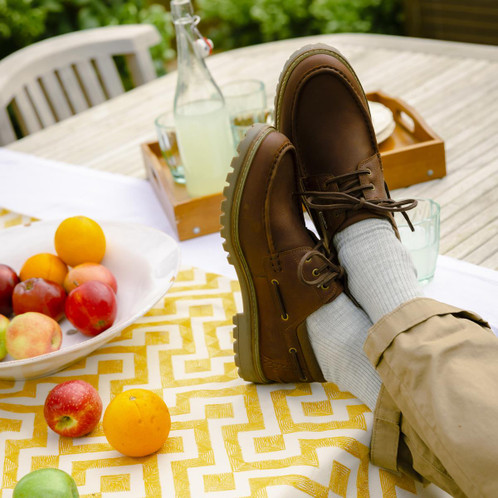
[143,92,446,240]
[367,90,446,189]
[142,141,223,241]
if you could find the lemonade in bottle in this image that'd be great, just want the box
[171,0,234,198]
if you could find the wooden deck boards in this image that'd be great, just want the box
[6,33,498,270]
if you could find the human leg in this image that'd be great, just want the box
[222,121,384,409]
[365,298,498,497]
[334,218,422,323]
[274,44,498,497]
[306,292,381,411]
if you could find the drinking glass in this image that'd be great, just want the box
[230,108,274,145]
[221,79,267,146]
[394,199,440,284]
[154,111,186,184]
[222,79,267,116]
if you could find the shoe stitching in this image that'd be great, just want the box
[264,139,294,264]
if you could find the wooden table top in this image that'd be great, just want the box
[7,33,498,270]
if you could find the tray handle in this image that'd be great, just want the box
[367,90,436,141]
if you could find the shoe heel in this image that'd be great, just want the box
[232,311,265,383]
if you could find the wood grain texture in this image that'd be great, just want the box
[6,33,498,269]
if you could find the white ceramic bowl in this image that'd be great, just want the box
[0,220,180,380]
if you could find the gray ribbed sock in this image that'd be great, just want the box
[334,218,422,324]
[306,293,381,411]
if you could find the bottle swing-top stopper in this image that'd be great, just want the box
[191,16,213,58]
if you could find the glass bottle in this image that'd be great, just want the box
[170,0,234,198]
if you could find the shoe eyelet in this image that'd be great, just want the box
[320,284,330,290]
[281,313,289,321]
[369,184,376,191]
[305,257,312,263]
[312,268,320,276]
[366,168,372,176]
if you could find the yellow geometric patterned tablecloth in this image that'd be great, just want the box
[0,212,428,497]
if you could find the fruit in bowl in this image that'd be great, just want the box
[6,312,62,360]
[54,216,106,267]
[64,263,117,294]
[12,278,66,321]
[19,253,68,287]
[65,281,117,336]
[0,314,9,360]
[0,264,19,316]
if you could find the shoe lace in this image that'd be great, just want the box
[297,239,344,288]
[301,170,418,233]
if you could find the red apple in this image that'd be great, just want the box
[65,281,117,336]
[44,380,102,438]
[64,263,117,294]
[6,312,62,360]
[12,278,66,321]
[0,264,20,316]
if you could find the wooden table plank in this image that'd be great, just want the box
[6,33,498,270]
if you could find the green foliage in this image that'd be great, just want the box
[195,0,403,51]
[1,0,402,70]
[0,0,175,73]
[0,0,61,58]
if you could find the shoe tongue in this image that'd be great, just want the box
[301,153,385,197]
[301,173,339,193]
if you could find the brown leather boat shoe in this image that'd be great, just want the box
[221,123,343,384]
[274,44,416,249]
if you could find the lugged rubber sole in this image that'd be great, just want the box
[220,123,274,384]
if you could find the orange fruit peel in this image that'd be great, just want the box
[19,253,68,287]
[103,388,171,457]
[54,216,106,267]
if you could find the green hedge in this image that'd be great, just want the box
[0,0,403,69]
[0,0,175,74]
[196,0,403,50]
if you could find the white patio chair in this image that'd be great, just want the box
[0,24,161,146]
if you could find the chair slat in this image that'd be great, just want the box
[125,49,157,87]
[57,66,90,114]
[0,25,160,141]
[75,60,106,106]
[24,81,56,128]
[0,107,17,146]
[94,55,124,98]
[40,72,72,121]
[12,88,42,135]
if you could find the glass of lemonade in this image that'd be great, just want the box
[394,199,440,284]
[174,99,234,198]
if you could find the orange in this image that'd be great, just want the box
[20,253,68,286]
[103,388,171,457]
[54,216,106,267]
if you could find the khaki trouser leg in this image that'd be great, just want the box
[364,297,497,498]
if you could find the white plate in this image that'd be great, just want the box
[0,220,180,380]
[369,101,396,144]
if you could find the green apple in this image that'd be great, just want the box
[0,314,8,360]
[13,468,79,498]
